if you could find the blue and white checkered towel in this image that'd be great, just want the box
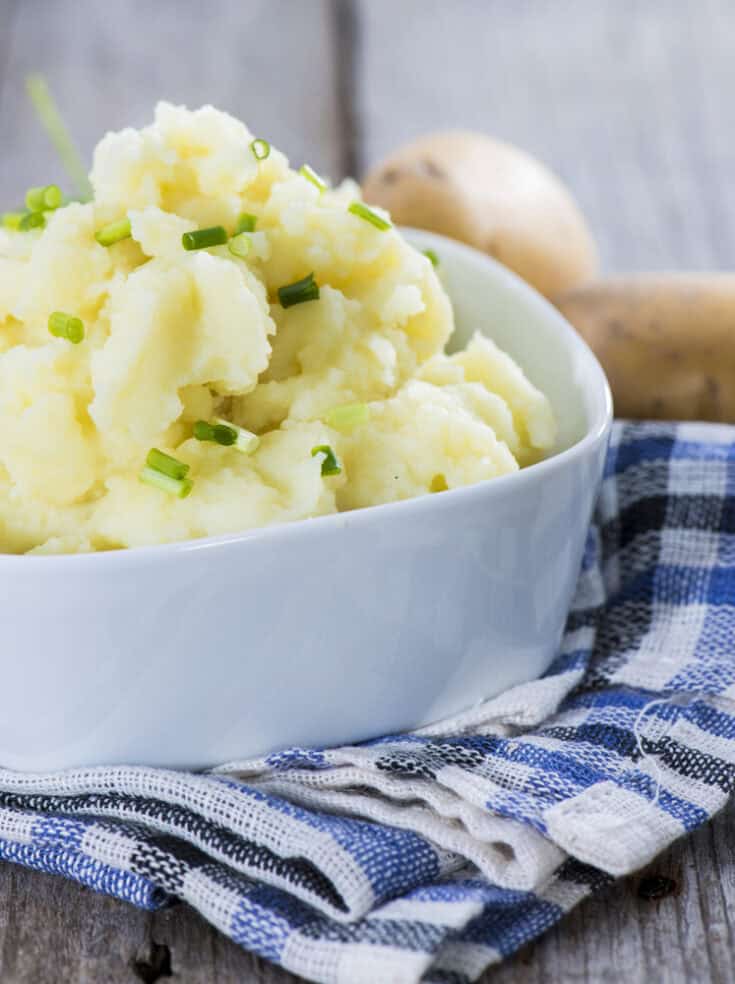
[3,420,735,983]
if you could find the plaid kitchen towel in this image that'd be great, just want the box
[1,420,735,983]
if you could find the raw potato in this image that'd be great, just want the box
[362,131,599,298]
[554,274,735,421]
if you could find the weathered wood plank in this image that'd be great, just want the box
[0,797,732,982]
[0,0,343,203]
[355,0,735,273]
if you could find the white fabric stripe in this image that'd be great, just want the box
[545,782,685,875]
[81,826,136,870]
[369,895,485,929]
[0,807,36,845]
[0,767,371,920]
[182,867,244,938]
[670,714,735,762]
[283,934,430,984]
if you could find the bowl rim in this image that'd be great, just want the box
[1,229,613,568]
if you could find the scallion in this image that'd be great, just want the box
[311,444,341,476]
[25,184,62,212]
[215,419,260,454]
[145,448,190,481]
[25,74,92,201]
[324,403,369,433]
[182,226,228,251]
[18,211,46,231]
[2,211,26,231]
[95,216,131,246]
[228,232,251,259]
[193,420,237,447]
[423,248,439,267]
[235,213,257,234]
[277,272,320,308]
[299,164,328,192]
[250,138,271,161]
[348,201,392,231]
[194,419,260,454]
[139,466,193,499]
[48,311,84,344]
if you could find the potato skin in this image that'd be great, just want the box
[554,274,735,421]
[362,130,599,298]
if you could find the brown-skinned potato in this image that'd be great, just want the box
[553,274,735,421]
[362,131,599,298]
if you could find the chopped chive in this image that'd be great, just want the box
[145,448,190,481]
[324,403,370,433]
[95,216,131,246]
[250,138,271,161]
[139,466,193,499]
[25,75,92,201]
[182,225,228,251]
[18,211,46,231]
[277,272,320,308]
[311,445,341,477]
[25,184,62,212]
[299,164,328,192]
[423,248,439,267]
[228,232,251,259]
[214,418,260,454]
[348,201,392,231]
[48,311,84,344]
[193,420,236,447]
[235,212,257,234]
[194,419,260,453]
[2,211,26,230]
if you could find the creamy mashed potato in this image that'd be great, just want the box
[0,104,556,554]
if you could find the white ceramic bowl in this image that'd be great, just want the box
[0,230,612,771]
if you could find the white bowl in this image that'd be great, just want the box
[0,230,612,771]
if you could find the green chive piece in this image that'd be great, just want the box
[25,75,92,201]
[48,311,84,344]
[277,272,320,308]
[194,419,260,453]
[235,213,257,234]
[193,420,236,447]
[95,216,131,246]
[214,418,260,454]
[228,232,251,259]
[299,164,328,192]
[145,448,190,481]
[311,445,341,477]
[348,201,392,231]
[2,211,26,230]
[250,138,271,161]
[139,466,193,499]
[324,403,370,433]
[19,211,46,231]
[423,248,439,267]
[182,226,228,251]
[25,184,62,212]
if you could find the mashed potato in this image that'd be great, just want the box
[0,104,556,554]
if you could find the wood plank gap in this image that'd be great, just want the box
[330,0,362,180]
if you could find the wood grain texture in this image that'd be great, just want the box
[0,0,343,199]
[355,0,735,273]
[1,0,735,981]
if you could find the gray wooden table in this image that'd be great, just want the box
[1,1,735,980]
